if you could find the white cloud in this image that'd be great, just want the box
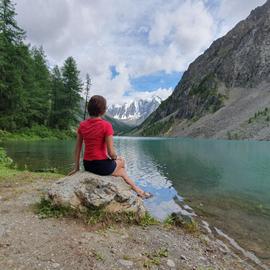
[121,87,173,105]
[216,0,266,36]
[14,0,266,105]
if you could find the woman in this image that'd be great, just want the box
[68,95,152,199]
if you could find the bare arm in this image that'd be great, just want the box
[68,133,83,175]
[105,135,117,160]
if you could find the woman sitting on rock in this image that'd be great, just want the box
[69,95,152,199]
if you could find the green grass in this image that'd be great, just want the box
[92,249,105,261]
[143,247,169,268]
[226,131,240,140]
[141,118,174,136]
[0,147,63,184]
[163,215,175,226]
[0,125,75,142]
[139,212,159,227]
[189,73,225,115]
[0,147,13,167]
[34,198,159,228]
[34,197,76,219]
[248,107,270,124]
[163,213,199,233]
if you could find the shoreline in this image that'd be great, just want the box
[3,127,270,143]
[0,159,260,270]
[0,149,268,269]
[0,174,256,270]
[0,148,268,269]
[0,127,75,143]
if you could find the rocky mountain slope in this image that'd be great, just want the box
[138,0,270,140]
[108,96,161,125]
[103,114,133,135]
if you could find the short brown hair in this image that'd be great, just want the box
[88,95,107,117]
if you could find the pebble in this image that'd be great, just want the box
[120,233,129,239]
[199,256,207,262]
[181,255,187,260]
[167,259,176,268]
[118,259,133,267]
[51,262,60,268]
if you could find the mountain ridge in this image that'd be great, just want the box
[137,0,270,140]
[108,96,162,125]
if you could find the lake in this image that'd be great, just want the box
[1,137,270,268]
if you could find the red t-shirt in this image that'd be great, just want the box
[77,118,114,161]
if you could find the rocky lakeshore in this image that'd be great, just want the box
[0,171,258,270]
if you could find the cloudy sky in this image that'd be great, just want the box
[15,0,266,105]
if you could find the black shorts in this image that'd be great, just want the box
[83,159,117,176]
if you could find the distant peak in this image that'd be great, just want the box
[107,96,162,124]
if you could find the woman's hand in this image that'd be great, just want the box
[68,168,79,176]
[68,133,83,176]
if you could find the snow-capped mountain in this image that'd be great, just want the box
[107,96,162,125]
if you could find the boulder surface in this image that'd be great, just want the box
[48,171,145,216]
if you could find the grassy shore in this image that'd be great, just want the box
[0,125,75,142]
[0,147,63,185]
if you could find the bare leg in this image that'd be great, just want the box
[117,156,126,168]
[112,159,145,196]
[113,167,145,195]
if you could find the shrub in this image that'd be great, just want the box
[0,148,13,167]
[34,198,158,227]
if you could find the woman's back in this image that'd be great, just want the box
[78,118,113,161]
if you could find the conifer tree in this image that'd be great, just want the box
[50,65,65,129]
[0,0,83,132]
[0,0,26,130]
[27,47,51,126]
[0,0,25,44]
[61,57,82,129]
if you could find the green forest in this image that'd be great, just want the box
[0,0,83,139]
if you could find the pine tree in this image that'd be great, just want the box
[0,0,83,133]
[83,73,91,120]
[61,57,82,129]
[0,0,25,44]
[50,65,65,129]
[0,0,26,130]
[26,47,51,126]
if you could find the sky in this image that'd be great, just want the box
[15,0,266,105]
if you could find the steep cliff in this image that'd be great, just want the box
[139,0,270,140]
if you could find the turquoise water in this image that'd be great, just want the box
[1,137,270,266]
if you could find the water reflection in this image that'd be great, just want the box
[1,137,270,264]
[114,137,270,264]
[114,137,185,219]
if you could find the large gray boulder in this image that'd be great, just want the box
[48,172,146,217]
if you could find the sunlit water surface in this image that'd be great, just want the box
[2,137,270,267]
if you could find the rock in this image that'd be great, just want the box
[167,259,176,268]
[171,212,195,226]
[48,172,145,217]
[118,259,134,267]
[138,1,270,141]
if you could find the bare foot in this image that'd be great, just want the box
[137,191,153,199]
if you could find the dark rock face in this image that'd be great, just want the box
[141,1,270,136]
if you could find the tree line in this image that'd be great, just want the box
[0,0,83,132]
